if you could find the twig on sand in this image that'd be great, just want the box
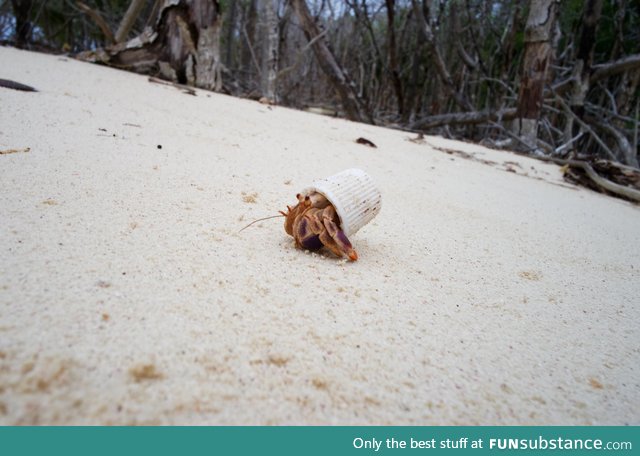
[0,147,31,155]
[148,77,197,96]
[0,79,37,92]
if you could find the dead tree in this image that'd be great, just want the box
[385,0,404,117]
[411,0,472,112]
[260,0,279,102]
[290,0,373,124]
[223,0,238,68]
[515,0,557,148]
[565,0,603,144]
[78,0,222,91]
[240,0,259,86]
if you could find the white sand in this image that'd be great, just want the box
[0,46,638,425]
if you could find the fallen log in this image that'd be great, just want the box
[410,107,518,130]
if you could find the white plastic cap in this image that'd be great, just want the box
[302,168,382,237]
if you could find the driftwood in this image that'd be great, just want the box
[77,0,222,91]
[537,156,640,203]
[411,107,518,130]
[0,78,37,92]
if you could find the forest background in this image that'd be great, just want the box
[1,0,639,170]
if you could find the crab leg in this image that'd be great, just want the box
[320,206,358,261]
[292,209,323,250]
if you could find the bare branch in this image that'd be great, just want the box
[488,121,535,152]
[567,160,640,201]
[585,102,637,125]
[290,0,373,123]
[552,90,618,161]
[115,0,146,43]
[480,77,517,98]
[593,119,638,168]
[411,107,517,130]
[277,29,328,79]
[591,53,640,83]
[555,131,585,155]
[242,25,262,77]
[552,54,640,96]
[551,77,574,96]
[410,0,471,111]
[634,102,639,164]
[76,1,115,44]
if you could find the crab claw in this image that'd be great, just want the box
[320,227,358,261]
[319,207,358,261]
[336,229,358,261]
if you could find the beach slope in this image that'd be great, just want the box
[1,46,638,425]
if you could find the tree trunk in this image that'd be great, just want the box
[402,16,423,124]
[565,0,603,144]
[241,0,258,87]
[290,0,373,124]
[77,0,222,91]
[10,0,32,48]
[411,0,471,112]
[192,0,223,91]
[260,0,278,102]
[385,0,404,117]
[515,0,557,148]
[223,0,238,68]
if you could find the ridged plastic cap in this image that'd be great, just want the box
[302,168,382,237]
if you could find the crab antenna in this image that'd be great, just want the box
[238,214,285,233]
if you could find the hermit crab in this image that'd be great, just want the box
[282,168,381,261]
[281,191,358,261]
[240,169,381,261]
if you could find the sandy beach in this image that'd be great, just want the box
[0,46,638,425]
